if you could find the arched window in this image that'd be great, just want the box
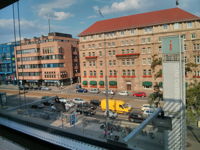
[123,70,126,76]
[83,61,86,67]
[114,70,117,76]
[143,69,146,75]
[131,70,135,76]
[94,70,96,76]
[100,70,103,76]
[109,70,113,76]
[90,71,93,76]
[127,70,130,76]
[84,71,87,76]
[148,69,151,75]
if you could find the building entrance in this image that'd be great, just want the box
[126,82,132,90]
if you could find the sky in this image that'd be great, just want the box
[0,0,199,43]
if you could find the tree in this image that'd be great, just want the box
[151,54,162,80]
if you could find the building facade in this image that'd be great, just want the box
[0,42,17,84]
[78,8,200,92]
[15,32,80,86]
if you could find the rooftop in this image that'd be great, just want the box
[79,8,200,36]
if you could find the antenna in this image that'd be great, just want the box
[98,8,104,18]
[176,0,179,7]
[48,14,51,33]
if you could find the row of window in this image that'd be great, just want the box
[17,55,64,62]
[194,44,200,50]
[16,48,40,54]
[83,69,151,76]
[21,39,77,46]
[18,72,41,76]
[81,22,194,41]
[142,58,152,65]
[18,63,64,69]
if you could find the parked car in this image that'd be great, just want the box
[90,99,100,106]
[104,110,118,119]
[76,88,88,93]
[118,91,129,96]
[128,110,144,123]
[76,84,82,89]
[76,107,96,116]
[77,102,97,110]
[143,109,155,118]
[19,85,29,90]
[65,101,75,108]
[102,90,115,95]
[88,88,100,94]
[59,98,68,103]
[41,96,50,99]
[133,92,147,97]
[72,98,86,104]
[141,104,155,111]
[41,86,51,91]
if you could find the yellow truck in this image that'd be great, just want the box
[100,99,132,114]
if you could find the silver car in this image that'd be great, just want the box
[88,88,100,94]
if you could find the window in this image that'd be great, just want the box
[108,51,112,56]
[121,31,125,35]
[92,61,96,66]
[89,61,92,66]
[99,43,102,47]
[141,38,145,44]
[191,33,196,39]
[142,58,146,65]
[114,70,117,76]
[147,37,151,43]
[113,60,116,65]
[142,48,146,54]
[100,61,103,66]
[174,23,180,29]
[143,69,147,75]
[100,70,103,76]
[147,47,151,53]
[163,24,168,30]
[112,42,115,46]
[131,70,135,76]
[184,44,187,51]
[84,71,87,76]
[184,56,187,63]
[148,69,152,75]
[194,44,200,50]
[159,46,162,52]
[130,49,134,53]
[83,61,86,67]
[187,22,192,28]
[90,71,93,76]
[109,60,112,66]
[130,59,134,65]
[158,37,162,42]
[82,52,85,57]
[144,27,153,33]
[89,52,91,56]
[92,52,95,56]
[82,45,85,49]
[122,59,125,65]
[148,58,151,65]
[122,49,125,54]
[126,59,130,65]
[130,40,134,45]
[109,70,113,76]
[112,50,115,55]
[127,49,129,54]
[121,41,125,46]
[127,70,130,76]
[195,56,200,64]
[130,29,135,34]
[94,71,96,76]
[181,34,186,40]
[99,51,102,56]
[123,70,126,76]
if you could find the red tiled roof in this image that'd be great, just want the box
[79,8,199,36]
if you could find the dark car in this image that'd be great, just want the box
[19,85,29,90]
[77,102,97,110]
[76,107,96,116]
[76,88,88,93]
[128,110,144,123]
[90,99,100,106]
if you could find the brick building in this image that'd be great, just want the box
[78,8,200,92]
[15,32,80,86]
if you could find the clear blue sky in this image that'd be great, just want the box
[0,0,199,43]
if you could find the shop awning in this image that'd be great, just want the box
[90,81,97,85]
[99,81,104,85]
[142,81,152,86]
[82,81,88,85]
[109,81,117,86]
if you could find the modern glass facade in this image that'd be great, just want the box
[0,42,18,84]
